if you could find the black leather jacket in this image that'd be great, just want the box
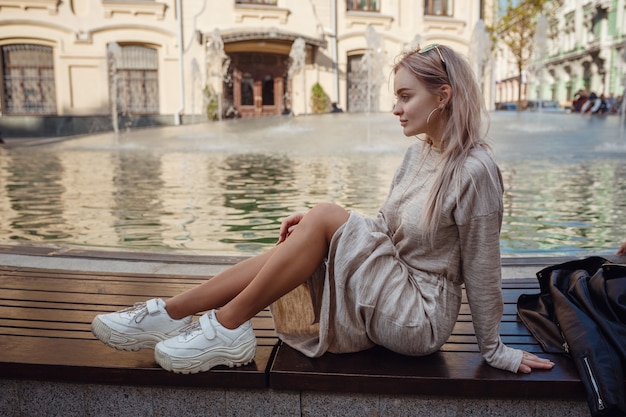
[517,257,626,417]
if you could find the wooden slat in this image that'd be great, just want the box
[269,344,584,398]
[1,335,276,388]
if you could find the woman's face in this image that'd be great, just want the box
[392,66,442,139]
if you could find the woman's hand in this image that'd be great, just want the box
[276,212,305,244]
[518,351,555,374]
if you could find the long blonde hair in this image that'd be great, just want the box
[393,45,497,243]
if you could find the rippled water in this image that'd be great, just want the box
[1,111,624,257]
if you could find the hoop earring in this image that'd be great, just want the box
[426,106,441,129]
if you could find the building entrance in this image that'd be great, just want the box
[225,52,288,117]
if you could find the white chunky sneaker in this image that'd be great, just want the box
[154,310,256,374]
[91,298,192,351]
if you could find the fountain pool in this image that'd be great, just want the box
[0,111,624,257]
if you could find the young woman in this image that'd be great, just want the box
[92,45,555,375]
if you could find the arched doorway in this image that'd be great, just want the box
[226,52,288,117]
[219,31,325,118]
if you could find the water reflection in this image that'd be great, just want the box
[499,158,625,255]
[113,152,165,247]
[5,151,69,241]
[0,112,624,257]
[493,111,626,255]
[220,153,297,251]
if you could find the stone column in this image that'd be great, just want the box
[254,80,262,116]
[233,69,242,111]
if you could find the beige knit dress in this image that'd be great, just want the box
[270,142,524,373]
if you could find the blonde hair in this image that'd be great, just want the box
[393,45,497,243]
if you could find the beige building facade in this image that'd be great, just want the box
[494,0,626,110]
[0,0,493,136]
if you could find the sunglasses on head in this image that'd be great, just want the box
[418,44,448,78]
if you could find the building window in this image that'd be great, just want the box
[241,73,254,106]
[424,0,453,17]
[262,74,274,106]
[347,0,379,12]
[235,0,277,5]
[347,53,381,112]
[1,44,57,115]
[112,45,159,115]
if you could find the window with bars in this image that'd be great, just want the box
[347,0,379,12]
[111,45,159,115]
[424,0,453,17]
[1,44,57,115]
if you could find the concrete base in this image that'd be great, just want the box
[0,379,590,417]
[0,114,207,139]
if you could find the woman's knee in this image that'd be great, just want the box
[310,203,349,221]
[304,203,349,235]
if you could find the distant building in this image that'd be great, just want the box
[495,0,626,109]
[0,0,493,136]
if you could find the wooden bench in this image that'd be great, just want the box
[0,265,277,389]
[269,278,584,399]
[0,256,620,402]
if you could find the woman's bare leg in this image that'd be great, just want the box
[164,247,277,319]
[164,203,348,322]
[216,203,349,329]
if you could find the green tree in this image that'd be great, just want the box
[204,85,219,120]
[487,0,560,109]
[310,82,329,114]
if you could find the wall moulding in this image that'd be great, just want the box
[234,4,290,24]
[102,0,167,20]
[345,11,394,30]
[0,0,60,14]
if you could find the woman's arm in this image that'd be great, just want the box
[457,213,523,372]
[455,156,554,373]
[459,214,553,373]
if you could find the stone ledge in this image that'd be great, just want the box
[0,379,591,417]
